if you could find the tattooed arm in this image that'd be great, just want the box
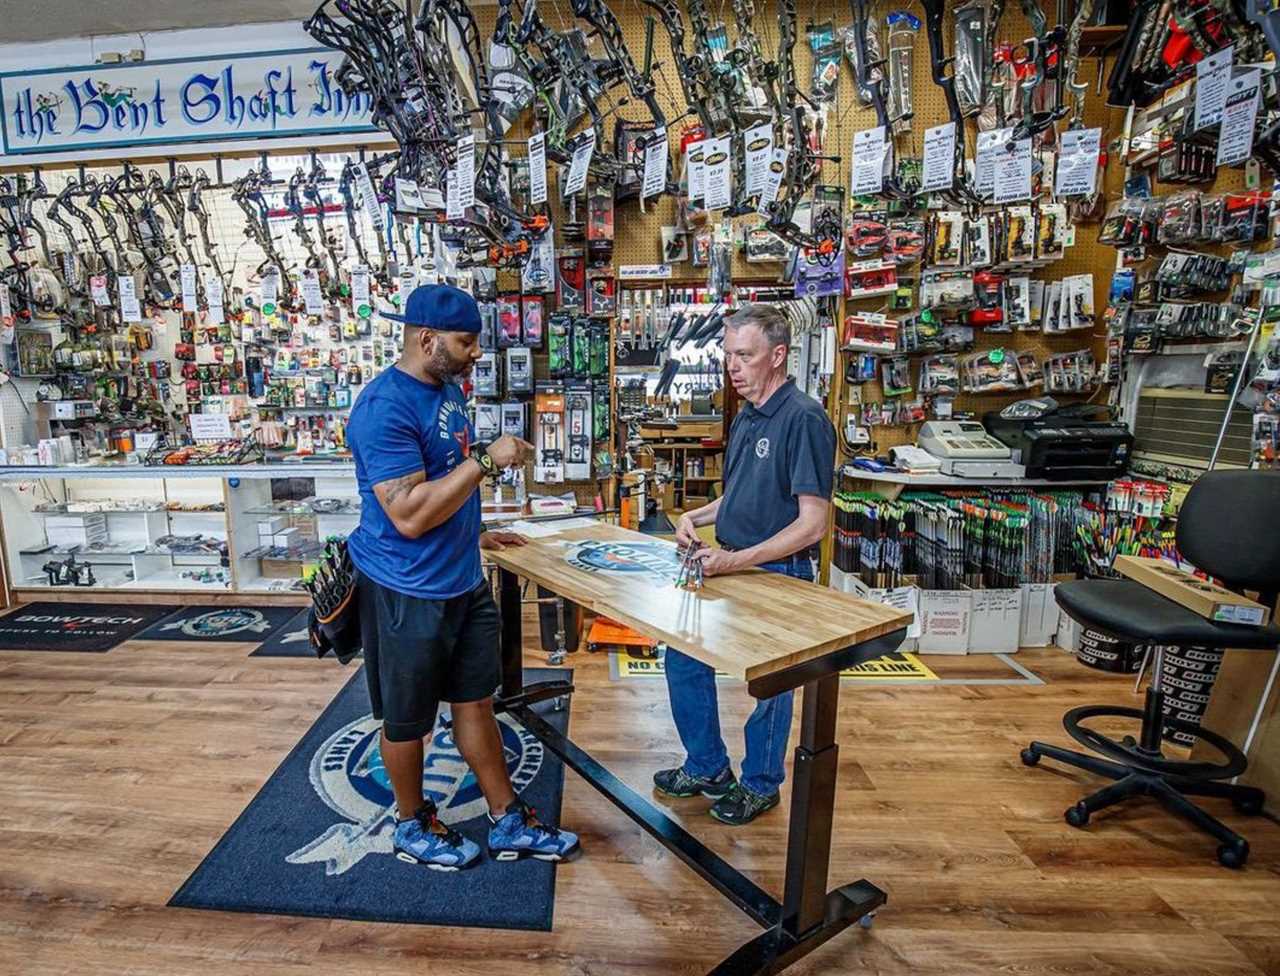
[372,462,485,540]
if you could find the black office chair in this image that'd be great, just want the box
[1022,470,1280,868]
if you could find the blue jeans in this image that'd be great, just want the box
[664,556,814,796]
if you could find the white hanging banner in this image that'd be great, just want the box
[701,135,733,211]
[354,162,384,237]
[180,264,198,312]
[850,125,888,196]
[743,122,774,196]
[528,131,548,205]
[118,275,142,322]
[456,134,476,209]
[563,129,596,196]
[1055,127,1102,197]
[758,146,788,212]
[921,121,956,192]
[992,135,1033,204]
[1195,45,1234,130]
[1217,69,1261,166]
[301,270,324,315]
[642,127,668,201]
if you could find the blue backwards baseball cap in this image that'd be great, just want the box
[382,283,481,334]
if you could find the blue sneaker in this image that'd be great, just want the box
[393,802,481,871]
[487,797,581,863]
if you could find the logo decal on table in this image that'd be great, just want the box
[565,540,683,582]
[286,712,542,876]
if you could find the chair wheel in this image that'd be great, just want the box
[1121,735,1137,748]
[1232,796,1264,817]
[1020,747,1040,767]
[1217,841,1249,869]
[1065,803,1090,828]
[858,912,875,929]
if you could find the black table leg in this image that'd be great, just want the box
[709,672,886,975]
[498,567,524,698]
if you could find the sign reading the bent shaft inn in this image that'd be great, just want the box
[0,48,377,157]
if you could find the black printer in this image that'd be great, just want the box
[983,398,1134,480]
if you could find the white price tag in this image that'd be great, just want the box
[456,134,476,209]
[189,413,232,441]
[446,167,462,220]
[118,276,142,322]
[992,135,1033,204]
[90,274,111,307]
[743,122,773,196]
[351,266,371,318]
[701,135,733,211]
[399,268,417,310]
[354,162,384,237]
[395,178,425,212]
[260,269,278,307]
[528,131,548,205]
[62,251,78,286]
[1217,69,1261,166]
[642,127,668,201]
[301,270,324,316]
[851,125,888,196]
[1055,127,1102,198]
[974,128,1010,200]
[563,129,596,197]
[0,284,11,322]
[205,275,224,325]
[180,264,198,312]
[922,122,957,192]
[1195,45,1234,130]
[686,140,706,207]
[758,146,788,212]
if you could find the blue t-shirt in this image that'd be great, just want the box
[346,366,482,600]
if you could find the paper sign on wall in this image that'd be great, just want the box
[205,275,224,325]
[302,270,323,315]
[180,264,198,312]
[1217,69,1261,166]
[851,125,888,195]
[922,122,956,192]
[189,413,232,441]
[118,276,142,322]
[701,136,733,211]
[528,131,548,205]
[1055,127,1101,197]
[642,127,668,201]
[992,135,1032,204]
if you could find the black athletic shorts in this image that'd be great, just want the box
[356,571,501,742]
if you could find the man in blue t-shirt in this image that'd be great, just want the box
[655,303,836,827]
[347,284,580,870]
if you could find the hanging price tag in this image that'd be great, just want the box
[260,269,278,315]
[563,129,596,197]
[974,128,1010,200]
[180,264,198,312]
[642,127,668,201]
[395,178,425,212]
[922,122,957,192]
[528,131,548,205]
[118,276,142,322]
[701,135,733,211]
[1195,45,1234,130]
[399,268,417,309]
[446,168,462,220]
[742,122,774,197]
[90,274,111,307]
[992,135,1033,204]
[1055,127,1102,197]
[757,146,789,212]
[354,162,384,237]
[205,275,225,325]
[1217,69,1261,166]
[301,271,324,315]
[686,140,706,208]
[850,125,888,196]
[456,134,476,209]
[62,251,78,288]
[0,284,11,325]
[351,266,371,318]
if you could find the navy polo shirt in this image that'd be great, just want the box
[716,378,836,552]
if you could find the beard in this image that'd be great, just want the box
[427,345,474,385]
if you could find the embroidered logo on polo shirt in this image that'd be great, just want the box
[755,437,770,459]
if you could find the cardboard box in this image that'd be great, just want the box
[1113,555,1270,627]
[969,587,1023,654]
[1056,609,1082,652]
[1019,583,1058,647]
[846,576,922,640]
[917,590,972,654]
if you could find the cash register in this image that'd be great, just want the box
[917,421,1027,478]
[984,398,1134,480]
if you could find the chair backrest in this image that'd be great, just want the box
[1176,470,1280,596]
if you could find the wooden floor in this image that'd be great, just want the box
[1,616,1278,976]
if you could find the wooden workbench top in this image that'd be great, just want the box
[485,522,912,684]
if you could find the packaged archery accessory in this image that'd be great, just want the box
[808,21,843,101]
[843,311,899,353]
[963,347,1022,392]
[501,399,526,440]
[571,316,592,378]
[564,384,593,480]
[881,355,913,396]
[662,225,690,262]
[1005,207,1036,262]
[1014,350,1044,388]
[920,269,976,308]
[475,402,502,442]
[534,386,565,484]
[589,321,610,377]
[1158,191,1202,245]
[1004,276,1031,328]
[886,218,925,265]
[745,226,789,262]
[557,252,586,311]
[586,184,615,264]
[522,294,544,348]
[964,214,993,267]
[970,271,1006,328]
[497,294,522,348]
[547,313,572,379]
[928,211,964,266]
[1037,204,1067,263]
[953,3,987,116]
[587,273,616,316]
[473,351,499,396]
[506,346,533,393]
[845,259,898,299]
[848,212,889,258]
[708,222,733,296]
[919,354,960,396]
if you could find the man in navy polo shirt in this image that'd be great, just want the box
[347,283,580,869]
[655,303,836,826]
